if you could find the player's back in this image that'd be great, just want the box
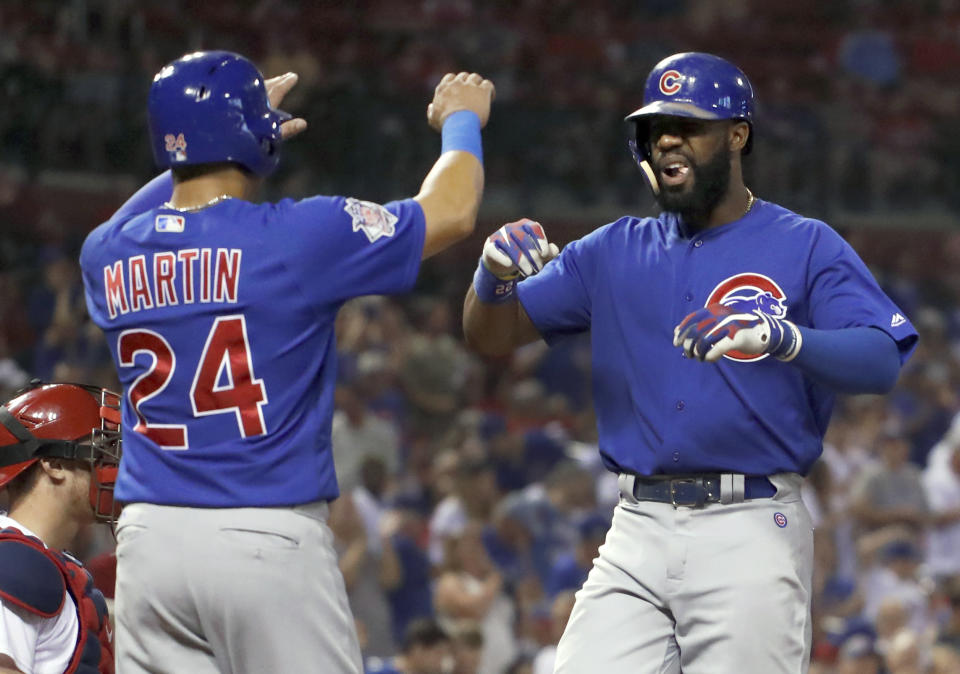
[80,195,424,507]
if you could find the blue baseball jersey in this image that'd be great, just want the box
[80,196,424,506]
[517,199,918,477]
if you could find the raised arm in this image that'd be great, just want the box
[463,220,558,356]
[414,72,495,260]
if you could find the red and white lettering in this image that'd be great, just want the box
[154,252,178,307]
[214,249,241,303]
[178,249,199,304]
[117,329,188,449]
[103,261,129,320]
[190,315,267,438]
[200,249,212,303]
[128,256,154,312]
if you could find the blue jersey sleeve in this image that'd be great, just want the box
[806,224,918,362]
[79,223,110,328]
[276,196,425,306]
[111,171,173,221]
[516,231,597,343]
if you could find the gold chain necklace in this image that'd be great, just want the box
[744,188,756,217]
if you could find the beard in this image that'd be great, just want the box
[654,146,732,225]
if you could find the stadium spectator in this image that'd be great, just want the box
[434,521,517,674]
[850,433,928,532]
[332,380,401,492]
[366,618,453,674]
[450,621,484,674]
[924,427,960,579]
[380,499,435,647]
[428,456,499,566]
[531,591,576,674]
[544,514,608,599]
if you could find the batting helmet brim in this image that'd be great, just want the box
[624,101,724,123]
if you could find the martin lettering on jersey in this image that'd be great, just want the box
[102,248,242,320]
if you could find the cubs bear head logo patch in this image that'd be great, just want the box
[704,273,788,362]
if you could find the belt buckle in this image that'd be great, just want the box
[669,478,705,508]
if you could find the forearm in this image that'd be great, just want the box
[338,538,367,590]
[378,538,403,590]
[415,107,486,260]
[791,326,901,394]
[463,285,537,356]
[415,151,483,259]
[931,509,960,527]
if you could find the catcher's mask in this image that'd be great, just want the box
[0,381,122,527]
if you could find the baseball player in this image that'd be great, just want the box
[0,382,122,674]
[462,52,918,673]
[79,50,493,673]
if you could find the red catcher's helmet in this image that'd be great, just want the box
[0,382,122,524]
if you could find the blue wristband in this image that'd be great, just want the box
[441,110,483,162]
[473,259,516,303]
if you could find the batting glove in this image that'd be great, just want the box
[482,220,559,280]
[673,303,802,362]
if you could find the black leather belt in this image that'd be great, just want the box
[630,475,776,507]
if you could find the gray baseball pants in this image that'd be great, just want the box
[554,473,813,674]
[114,501,362,674]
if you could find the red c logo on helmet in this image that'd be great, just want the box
[659,70,683,95]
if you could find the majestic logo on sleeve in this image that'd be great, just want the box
[705,273,788,362]
[659,70,683,95]
[344,198,398,243]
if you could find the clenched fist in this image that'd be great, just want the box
[427,72,495,131]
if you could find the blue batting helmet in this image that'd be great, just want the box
[148,51,291,177]
[625,52,755,161]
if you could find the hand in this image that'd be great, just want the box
[482,219,560,280]
[427,72,495,131]
[265,73,308,140]
[673,299,800,362]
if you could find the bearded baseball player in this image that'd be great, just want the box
[0,382,122,674]
[79,51,493,673]
[463,52,918,673]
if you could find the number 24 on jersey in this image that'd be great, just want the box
[117,315,267,449]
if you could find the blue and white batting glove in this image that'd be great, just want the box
[673,302,802,362]
[483,220,559,279]
[473,219,559,303]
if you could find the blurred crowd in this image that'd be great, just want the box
[3,0,960,219]
[4,0,960,673]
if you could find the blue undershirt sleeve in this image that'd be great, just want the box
[792,325,901,394]
[111,171,173,220]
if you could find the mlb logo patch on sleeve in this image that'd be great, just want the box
[155,214,185,233]
[344,198,398,243]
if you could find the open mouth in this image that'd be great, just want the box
[660,159,691,187]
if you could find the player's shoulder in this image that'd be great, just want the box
[755,200,840,239]
[0,530,67,618]
[80,208,157,268]
[561,214,673,264]
[260,194,356,228]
